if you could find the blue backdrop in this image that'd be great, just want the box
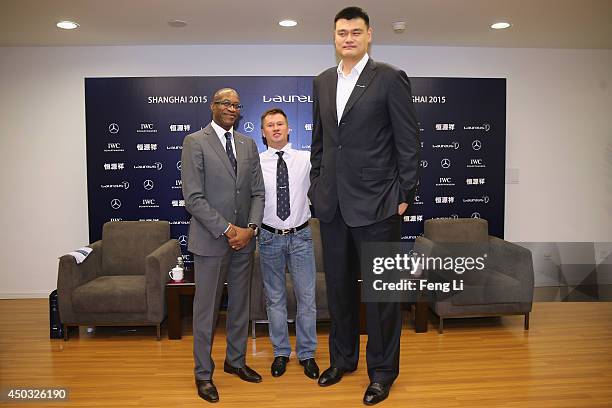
[85,76,506,262]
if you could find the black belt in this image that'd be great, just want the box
[261,221,309,235]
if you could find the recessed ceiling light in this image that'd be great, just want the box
[56,20,79,30]
[491,22,511,30]
[168,19,187,28]
[391,21,406,33]
[279,19,298,27]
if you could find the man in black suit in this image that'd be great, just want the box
[309,6,420,406]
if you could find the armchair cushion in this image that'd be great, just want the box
[72,275,146,314]
[424,218,489,243]
[450,269,522,306]
[102,221,171,276]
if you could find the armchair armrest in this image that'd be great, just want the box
[415,236,458,303]
[145,239,181,323]
[413,236,434,278]
[57,240,102,323]
[488,236,534,303]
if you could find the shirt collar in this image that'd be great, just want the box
[337,52,370,77]
[266,143,292,156]
[211,120,234,138]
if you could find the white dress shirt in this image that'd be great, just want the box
[259,143,311,230]
[336,52,370,124]
[211,120,236,236]
[211,120,236,156]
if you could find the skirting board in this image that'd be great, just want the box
[1,292,52,299]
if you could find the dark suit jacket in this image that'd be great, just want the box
[181,123,265,256]
[309,58,421,227]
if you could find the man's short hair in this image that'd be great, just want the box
[260,108,289,147]
[334,6,370,27]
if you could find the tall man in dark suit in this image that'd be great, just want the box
[309,7,420,406]
[182,88,265,403]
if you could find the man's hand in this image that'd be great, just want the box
[398,202,409,215]
[224,224,237,239]
[228,226,254,251]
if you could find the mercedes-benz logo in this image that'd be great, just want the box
[176,161,182,171]
[472,140,482,150]
[471,212,481,219]
[108,123,119,134]
[441,158,451,169]
[122,181,130,190]
[143,180,154,190]
[420,160,428,168]
[155,162,163,171]
[178,235,188,246]
[484,123,491,132]
[243,122,255,133]
[110,198,122,210]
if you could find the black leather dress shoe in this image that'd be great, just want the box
[223,360,263,383]
[271,356,289,377]
[363,382,391,405]
[299,358,320,379]
[318,366,346,387]
[195,380,219,403]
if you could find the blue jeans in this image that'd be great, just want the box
[258,226,317,360]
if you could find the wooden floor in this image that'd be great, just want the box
[1,301,611,407]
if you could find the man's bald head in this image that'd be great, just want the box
[213,88,238,100]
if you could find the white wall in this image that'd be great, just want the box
[1,44,611,298]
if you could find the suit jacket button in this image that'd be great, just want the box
[338,145,342,150]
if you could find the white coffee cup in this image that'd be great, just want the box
[169,267,184,282]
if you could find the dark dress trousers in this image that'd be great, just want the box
[309,58,420,385]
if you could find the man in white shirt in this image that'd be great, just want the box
[258,108,320,380]
[310,6,420,406]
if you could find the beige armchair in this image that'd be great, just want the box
[415,218,534,333]
[57,221,181,340]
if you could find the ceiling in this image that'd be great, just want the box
[1,0,611,49]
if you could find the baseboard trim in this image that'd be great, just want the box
[0,292,51,299]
